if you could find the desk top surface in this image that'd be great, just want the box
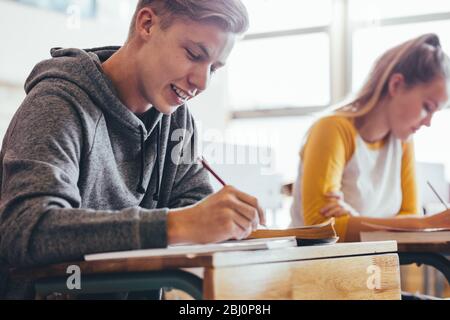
[11,241,397,280]
[397,242,450,253]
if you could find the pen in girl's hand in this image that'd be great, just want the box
[427,180,449,210]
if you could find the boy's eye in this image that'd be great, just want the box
[186,49,200,60]
[185,48,219,75]
[423,103,432,113]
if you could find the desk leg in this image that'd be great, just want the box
[34,269,203,300]
[399,252,450,284]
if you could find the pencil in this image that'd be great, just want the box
[426,180,448,210]
[199,156,227,186]
[199,156,267,227]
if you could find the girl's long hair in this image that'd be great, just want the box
[299,33,450,158]
[335,33,450,118]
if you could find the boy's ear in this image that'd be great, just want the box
[388,73,406,97]
[136,7,158,38]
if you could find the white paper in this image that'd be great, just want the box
[84,236,297,261]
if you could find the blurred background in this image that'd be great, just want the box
[1,0,449,297]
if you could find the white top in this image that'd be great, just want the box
[291,132,405,226]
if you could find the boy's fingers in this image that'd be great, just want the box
[231,211,253,234]
[230,199,260,230]
[231,188,266,226]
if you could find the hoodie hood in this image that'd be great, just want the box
[24,46,164,194]
[25,47,162,138]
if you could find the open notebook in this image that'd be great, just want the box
[84,236,297,261]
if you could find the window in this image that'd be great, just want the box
[14,0,96,18]
[226,0,450,181]
[244,0,332,33]
[349,0,450,21]
[225,116,315,181]
[352,20,450,92]
[350,0,450,92]
[349,0,450,180]
[228,33,330,111]
[227,0,333,115]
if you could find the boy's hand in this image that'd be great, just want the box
[167,185,265,244]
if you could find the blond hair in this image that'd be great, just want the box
[299,34,450,158]
[335,33,450,118]
[128,0,249,38]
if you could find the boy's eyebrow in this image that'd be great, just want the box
[189,41,225,67]
[195,42,211,59]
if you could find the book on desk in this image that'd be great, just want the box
[84,219,338,261]
[360,222,450,244]
[248,218,338,245]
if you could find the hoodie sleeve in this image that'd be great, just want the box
[168,115,214,208]
[0,95,168,267]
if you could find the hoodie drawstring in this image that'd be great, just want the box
[136,122,161,202]
[153,121,161,201]
[137,126,146,194]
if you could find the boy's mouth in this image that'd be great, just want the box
[171,84,192,101]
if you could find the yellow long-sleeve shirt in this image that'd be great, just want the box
[290,115,419,240]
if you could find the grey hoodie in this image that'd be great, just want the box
[0,46,213,297]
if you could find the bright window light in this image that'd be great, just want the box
[228,33,330,110]
[242,0,332,34]
[14,0,97,18]
[352,20,450,92]
[349,0,450,22]
[225,116,316,181]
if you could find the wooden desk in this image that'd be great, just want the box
[397,242,450,284]
[11,241,401,300]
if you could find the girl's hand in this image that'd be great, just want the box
[319,191,359,218]
[423,209,450,229]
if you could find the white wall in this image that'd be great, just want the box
[188,68,230,134]
[0,0,130,144]
[0,0,229,146]
[0,1,130,85]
